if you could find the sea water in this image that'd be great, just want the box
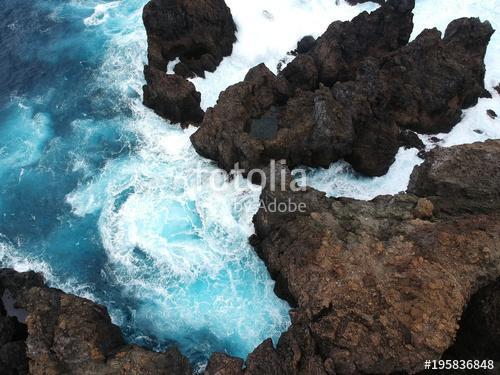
[1,0,499,368]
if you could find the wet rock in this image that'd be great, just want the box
[281,54,318,91]
[191,3,493,177]
[0,269,192,375]
[206,352,244,375]
[238,141,500,374]
[143,65,204,127]
[399,129,425,150]
[191,63,291,171]
[295,35,316,54]
[487,109,498,119]
[408,141,500,216]
[143,0,236,78]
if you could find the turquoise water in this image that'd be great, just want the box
[0,0,290,366]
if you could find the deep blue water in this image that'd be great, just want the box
[0,0,290,367]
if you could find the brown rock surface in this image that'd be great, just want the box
[408,140,500,216]
[143,65,204,127]
[0,269,191,375]
[142,0,236,126]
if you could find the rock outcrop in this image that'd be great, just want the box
[205,140,500,374]
[143,65,204,127]
[408,140,500,216]
[191,1,493,176]
[143,0,236,78]
[142,0,236,127]
[0,269,191,375]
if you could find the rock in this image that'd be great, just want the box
[487,109,498,119]
[295,35,316,54]
[399,129,425,150]
[191,4,493,177]
[408,141,500,216]
[143,65,204,127]
[495,84,500,95]
[238,141,500,374]
[191,64,292,171]
[414,198,434,219]
[287,0,415,87]
[0,269,192,375]
[191,1,415,174]
[281,54,318,91]
[339,16,492,131]
[332,18,493,173]
[206,352,244,375]
[143,0,236,78]
[107,346,192,375]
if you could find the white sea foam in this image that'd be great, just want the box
[0,237,53,277]
[302,148,424,200]
[84,1,122,26]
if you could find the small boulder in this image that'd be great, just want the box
[143,0,236,78]
[414,198,434,219]
[143,65,204,127]
[296,35,316,54]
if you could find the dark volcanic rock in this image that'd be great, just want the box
[192,1,493,176]
[488,109,498,119]
[295,35,316,54]
[191,1,416,174]
[333,18,493,174]
[399,129,425,150]
[224,140,500,374]
[0,269,191,375]
[285,0,415,90]
[142,0,236,126]
[143,0,236,78]
[408,140,500,216]
[143,65,204,127]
